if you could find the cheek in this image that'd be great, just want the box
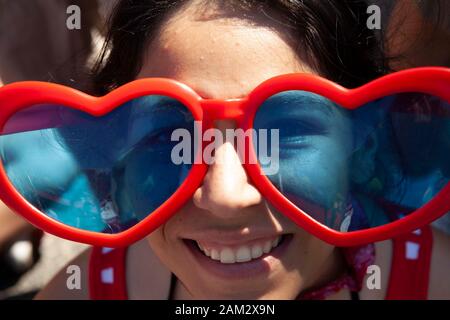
[282,227,338,288]
[147,229,166,252]
[295,230,336,264]
[146,226,181,265]
[146,211,192,258]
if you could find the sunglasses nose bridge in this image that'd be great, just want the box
[202,99,246,122]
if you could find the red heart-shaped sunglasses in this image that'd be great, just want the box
[0,67,449,247]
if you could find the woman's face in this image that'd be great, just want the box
[139,3,350,299]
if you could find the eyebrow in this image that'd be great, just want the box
[267,92,337,119]
[129,96,189,118]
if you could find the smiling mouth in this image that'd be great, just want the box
[184,234,290,265]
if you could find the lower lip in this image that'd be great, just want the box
[183,234,293,280]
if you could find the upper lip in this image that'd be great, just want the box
[181,230,287,246]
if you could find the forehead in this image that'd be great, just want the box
[137,4,313,99]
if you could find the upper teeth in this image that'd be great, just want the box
[196,236,281,264]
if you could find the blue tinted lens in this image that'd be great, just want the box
[254,91,450,232]
[0,96,195,233]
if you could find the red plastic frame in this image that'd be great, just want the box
[1,67,450,247]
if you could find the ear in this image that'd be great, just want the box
[350,132,378,185]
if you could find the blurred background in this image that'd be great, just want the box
[0,0,114,299]
[0,0,449,299]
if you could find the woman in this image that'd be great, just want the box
[28,0,450,299]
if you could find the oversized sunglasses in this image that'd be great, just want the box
[0,67,449,247]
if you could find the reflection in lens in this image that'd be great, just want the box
[0,96,195,233]
[254,91,450,232]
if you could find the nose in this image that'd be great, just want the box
[192,120,262,218]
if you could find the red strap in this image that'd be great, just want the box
[386,225,433,300]
[89,246,129,300]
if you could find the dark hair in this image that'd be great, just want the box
[92,0,388,95]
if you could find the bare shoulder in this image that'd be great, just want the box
[126,240,173,300]
[35,247,92,300]
[429,228,450,299]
